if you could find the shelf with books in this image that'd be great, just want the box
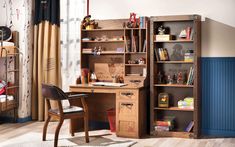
[154,107,194,111]
[150,15,201,138]
[151,131,194,138]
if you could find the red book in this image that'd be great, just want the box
[156,121,171,126]
[186,27,191,40]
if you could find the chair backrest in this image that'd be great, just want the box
[42,83,68,100]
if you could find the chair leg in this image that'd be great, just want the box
[84,115,89,143]
[42,116,51,141]
[70,119,75,136]
[54,119,64,147]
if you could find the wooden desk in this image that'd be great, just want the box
[69,84,147,138]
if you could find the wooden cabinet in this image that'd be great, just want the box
[150,15,201,138]
[116,88,146,138]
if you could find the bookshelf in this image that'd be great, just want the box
[81,18,149,86]
[150,15,201,138]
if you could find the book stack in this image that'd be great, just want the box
[187,67,194,85]
[184,49,194,62]
[154,116,175,132]
[154,48,169,61]
[139,16,148,29]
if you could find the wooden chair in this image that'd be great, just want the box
[41,83,89,147]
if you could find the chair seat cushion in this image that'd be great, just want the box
[49,106,84,114]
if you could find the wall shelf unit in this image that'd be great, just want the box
[150,15,201,138]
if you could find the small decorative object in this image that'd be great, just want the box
[97,46,102,55]
[155,25,171,41]
[167,75,173,84]
[82,15,98,30]
[172,74,177,84]
[112,75,118,83]
[81,68,89,84]
[158,25,166,35]
[179,29,187,38]
[184,49,194,62]
[76,76,81,84]
[116,47,124,53]
[158,93,169,108]
[138,57,146,64]
[178,97,194,109]
[177,72,183,84]
[90,72,97,82]
[126,13,139,28]
[157,72,163,84]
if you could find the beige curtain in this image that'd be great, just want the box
[32,21,61,121]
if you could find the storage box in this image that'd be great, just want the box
[155,35,172,41]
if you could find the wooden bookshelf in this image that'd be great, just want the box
[150,15,201,138]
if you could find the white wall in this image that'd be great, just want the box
[90,0,235,57]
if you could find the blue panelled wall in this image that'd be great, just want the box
[201,57,235,137]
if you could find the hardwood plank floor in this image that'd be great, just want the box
[0,120,235,147]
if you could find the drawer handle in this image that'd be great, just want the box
[121,103,133,109]
[120,92,133,97]
[130,80,141,83]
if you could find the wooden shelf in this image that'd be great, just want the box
[155,107,194,111]
[125,52,146,54]
[82,40,124,43]
[154,40,193,43]
[125,64,146,66]
[82,51,124,55]
[82,28,124,31]
[154,84,194,88]
[151,131,194,138]
[156,61,193,64]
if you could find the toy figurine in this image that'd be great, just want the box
[167,75,173,84]
[157,72,163,84]
[126,13,139,28]
[177,72,183,84]
[158,25,166,35]
[82,15,98,30]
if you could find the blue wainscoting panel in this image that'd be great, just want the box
[202,57,235,137]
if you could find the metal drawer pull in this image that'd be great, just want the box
[130,80,141,83]
[121,103,133,109]
[120,92,134,97]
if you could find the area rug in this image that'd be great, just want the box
[0,132,137,147]
[69,135,136,146]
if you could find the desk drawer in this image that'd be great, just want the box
[116,100,137,119]
[117,90,138,100]
[116,120,138,138]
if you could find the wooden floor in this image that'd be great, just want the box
[0,121,235,147]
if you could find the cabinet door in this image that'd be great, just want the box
[116,120,139,138]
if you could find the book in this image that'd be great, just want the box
[190,28,194,40]
[185,121,194,132]
[125,36,131,52]
[142,40,146,52]
[154,48,160,61]
[186,27,191,40]
[155,120,172,126]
